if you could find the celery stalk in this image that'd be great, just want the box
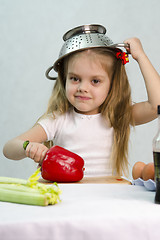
[0,188,49,206]
[0,176,27,185]
[0,183,37,192]
[0,168,61,206]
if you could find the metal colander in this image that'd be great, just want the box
[46,24,129,80]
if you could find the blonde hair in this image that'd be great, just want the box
[42,48,134,176]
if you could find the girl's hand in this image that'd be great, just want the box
[25,142,49,165]
[124,38,146,62]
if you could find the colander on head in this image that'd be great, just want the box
[46,24,129,80]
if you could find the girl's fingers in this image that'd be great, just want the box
[27,144,37,160]
[25,143,32,158]
[25,143,48,163]
[126,46,131,54]
[40,150,48,162]
[33,147,48,163]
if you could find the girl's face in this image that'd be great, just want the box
[65,50,114,115]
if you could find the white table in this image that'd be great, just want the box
[0,183,159,240]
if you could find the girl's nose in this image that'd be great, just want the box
[77,81,89,92]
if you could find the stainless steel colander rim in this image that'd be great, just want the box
[46,43,128,80]
[63,24,107,41]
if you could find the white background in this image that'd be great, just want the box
[0,0,160,179]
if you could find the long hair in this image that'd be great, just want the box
[100,54,134,176]
[42,48,134,176]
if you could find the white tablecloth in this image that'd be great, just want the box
[0,184,159,240]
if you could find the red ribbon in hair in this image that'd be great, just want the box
[116,51,129,65]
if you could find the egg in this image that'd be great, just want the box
[142,162,155,181]
[132,161,146,180]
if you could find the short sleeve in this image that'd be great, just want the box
[38,116,56,141]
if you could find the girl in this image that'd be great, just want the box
[3,24,160,177]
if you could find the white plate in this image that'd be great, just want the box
[132,178,156,191]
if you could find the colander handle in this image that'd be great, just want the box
[109,43,130,50]
[45,66,57,80]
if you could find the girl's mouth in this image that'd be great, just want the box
[75,96,91,100]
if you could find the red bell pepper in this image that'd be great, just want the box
[41,146,85,182]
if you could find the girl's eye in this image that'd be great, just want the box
[92,79,100,85]
[70,77,79,82]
